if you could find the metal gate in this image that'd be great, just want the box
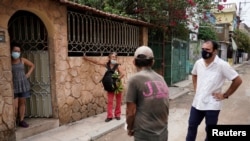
[149,28,188,85]
[171,38,188,84]
[164,38,188,85]
[148,28,164,76]
[8,11,52,117]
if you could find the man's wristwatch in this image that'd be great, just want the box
[223,93,229,99]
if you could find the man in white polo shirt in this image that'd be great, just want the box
[185,40,242,141]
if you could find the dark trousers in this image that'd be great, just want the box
[186,106,220,141]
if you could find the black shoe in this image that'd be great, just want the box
[19,120,29,128]
[115,117,121,120]
[105,118,112,122]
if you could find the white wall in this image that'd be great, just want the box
[220,43,228,61]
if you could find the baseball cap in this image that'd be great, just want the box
[134,46,154,59]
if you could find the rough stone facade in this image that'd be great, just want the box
[56,56,135,124]
[0,0,147,140]
[0,28,16,141]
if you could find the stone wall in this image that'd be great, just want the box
[57,57,136,124]
[0,27,15,140]
[0,0,142,140]
[0,0,67,140]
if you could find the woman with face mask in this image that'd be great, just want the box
[11,43,35,128]
[84,52,125,122]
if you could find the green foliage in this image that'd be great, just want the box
[198,23,218,41]
[71,0,216,40]
[172,23,190,41]
[234,30,250,52]
[73,0,103,8]
[72,0,216,25]
[112,72,123,94]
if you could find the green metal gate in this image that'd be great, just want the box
[165,38,189,85]
[149,29,189,86]
[172,39,188,83]
[148,28,164,76]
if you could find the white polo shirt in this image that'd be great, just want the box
[191,55,239,110]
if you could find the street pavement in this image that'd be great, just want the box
[95,61,250,141]
[20,61,248,141]
[20,78,192,141]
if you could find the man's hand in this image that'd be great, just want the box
[212,93,226,101]
[127,130,134,136]
[213,76,242,101]
[126,102,136,137]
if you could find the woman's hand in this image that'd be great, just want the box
[25,73,30,78]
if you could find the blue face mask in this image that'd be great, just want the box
[12,52,20,59]
[110,60,117,64]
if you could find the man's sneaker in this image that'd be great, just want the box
[105,118,112,122]
[19,120,29,128]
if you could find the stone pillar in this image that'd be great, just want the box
[0,27,16,140]
[140,26,148,46]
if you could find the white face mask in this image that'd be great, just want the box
[12,52,20,59]
[110,60,117,64]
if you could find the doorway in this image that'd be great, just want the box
[8,10,52,118]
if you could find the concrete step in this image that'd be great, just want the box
[16,118,59,141]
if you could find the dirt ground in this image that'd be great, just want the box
[95,63,250,141]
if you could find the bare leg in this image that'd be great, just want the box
[18,98,26,121]
[14,98,19,124]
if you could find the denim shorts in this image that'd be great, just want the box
[14,91,31,99]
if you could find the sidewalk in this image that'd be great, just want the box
[20,79,192,141]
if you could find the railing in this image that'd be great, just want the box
[67,10,140,56]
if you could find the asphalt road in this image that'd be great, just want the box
[94,62,250,141]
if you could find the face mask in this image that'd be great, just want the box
[12,52,20,59]
[110,60,117,64]
[201,50,213,59]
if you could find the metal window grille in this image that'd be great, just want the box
[67,10,140,56]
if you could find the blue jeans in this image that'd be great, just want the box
[186,106,220,141]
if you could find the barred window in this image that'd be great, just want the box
[67,10,140,56]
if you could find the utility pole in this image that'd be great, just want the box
[239,2,241,16]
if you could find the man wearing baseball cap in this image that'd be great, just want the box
[126,46,170,141]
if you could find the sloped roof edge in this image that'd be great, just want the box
[58,0,152,26]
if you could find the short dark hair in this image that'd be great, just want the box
[108,52,117,57]
[134,54,154,67]
[10,42,21,51]
[204,40,218,50]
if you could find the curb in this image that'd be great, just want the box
[169,88,190,100]
[90,120,125,140]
